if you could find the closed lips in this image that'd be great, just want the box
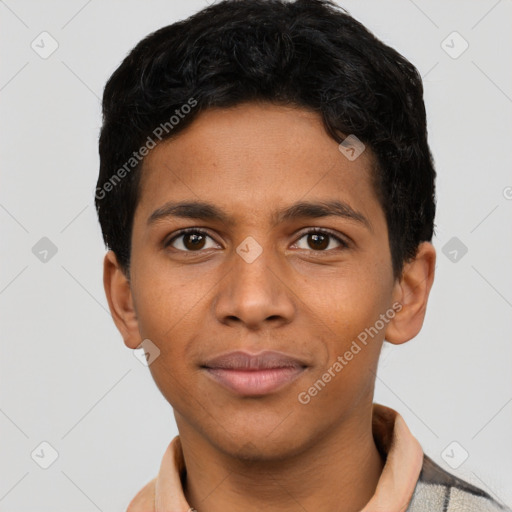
[202,350,307,370]
[202,350,308,396]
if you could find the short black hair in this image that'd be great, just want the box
[95,0,436,279]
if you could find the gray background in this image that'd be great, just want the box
[1,0,511,510]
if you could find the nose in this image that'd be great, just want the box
[212,242,296,330]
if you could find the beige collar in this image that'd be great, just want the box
[127,403,424,512]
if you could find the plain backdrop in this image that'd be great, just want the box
[1,0,511,510]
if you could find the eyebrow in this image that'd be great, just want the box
[147,199,372,231]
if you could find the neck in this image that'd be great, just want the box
[177,403,385,512]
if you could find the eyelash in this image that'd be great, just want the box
[164,227,349,252]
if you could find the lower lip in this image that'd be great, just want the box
[204,367,305,396]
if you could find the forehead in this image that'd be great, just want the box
[135,102,382,225]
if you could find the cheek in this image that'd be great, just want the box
[130,263,211,381]
[313,266,390,332]
[131,278,169,340]
[132,272,199,407]
[131,257,203,338]
[305,272,392,390]
[297,276,389,414]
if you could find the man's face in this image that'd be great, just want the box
[127,102,398,459]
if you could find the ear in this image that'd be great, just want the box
[385,242,436,345]
[103,250,141,349]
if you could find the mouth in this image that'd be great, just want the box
[201,350,308,397]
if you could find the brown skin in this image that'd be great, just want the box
[104,102,436,512]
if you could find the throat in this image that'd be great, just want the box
[181,430,385,512]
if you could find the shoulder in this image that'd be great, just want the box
[126,477,157,512]
[407,454,511,512]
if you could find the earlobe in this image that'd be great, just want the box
[103,251,141,349]
[385,242,436,345]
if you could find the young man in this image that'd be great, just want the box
[95,1,511,510]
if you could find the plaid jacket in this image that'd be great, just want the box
[406,453,511,512]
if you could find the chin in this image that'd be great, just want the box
[209,421,313,463]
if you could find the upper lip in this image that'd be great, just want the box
[202,350,308,370]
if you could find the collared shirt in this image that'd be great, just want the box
[127,403,511,511]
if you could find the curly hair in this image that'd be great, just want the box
[95,0,436,279]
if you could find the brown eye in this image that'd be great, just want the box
[166,229,219,252]
[308,232,329,250]
[294,230,347,251]
[182,232,206,250]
